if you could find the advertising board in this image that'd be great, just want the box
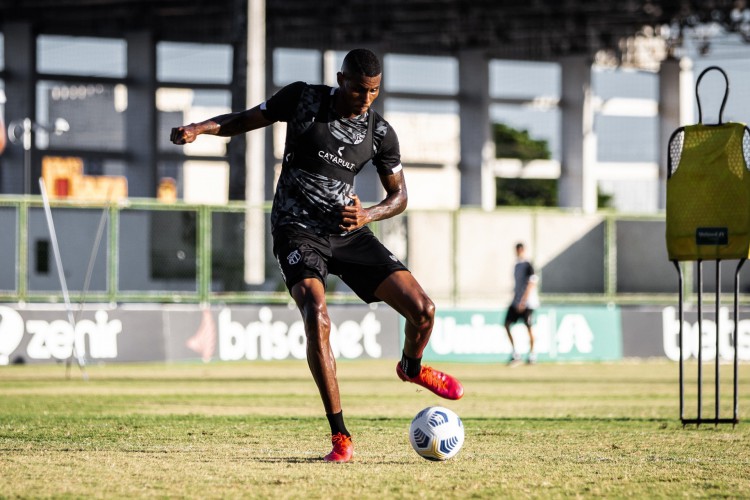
[3,303,749,365]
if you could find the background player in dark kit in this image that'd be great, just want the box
[505,242,539,366]
[171,49,463,462]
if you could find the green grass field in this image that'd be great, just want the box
[1,359,749,499]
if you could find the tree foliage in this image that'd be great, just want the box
[492,123,551,161]
[493,123,554,207]
[496,178,557,207]
[492,123,612,209]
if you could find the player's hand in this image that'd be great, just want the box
[340,194,369,232]
[170,125,198,145]
[517,302,527,312]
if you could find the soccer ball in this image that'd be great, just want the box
[409,406,464,461]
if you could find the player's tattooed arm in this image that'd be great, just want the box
[170,106,272,144]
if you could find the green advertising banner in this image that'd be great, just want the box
[405,306,623,363]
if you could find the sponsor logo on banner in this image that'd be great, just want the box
[0,306,121,365]
[662,306,750,361]
[186,308,217,362]
[0,306,24,365]
[217,307,384,361]
[414,306,622,362]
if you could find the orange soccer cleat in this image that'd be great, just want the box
[396,363,464,400]
[323,433,353,463]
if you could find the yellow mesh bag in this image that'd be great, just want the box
[666,122,750,261]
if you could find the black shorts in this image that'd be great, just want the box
[505,305,534,327]
[272,224,409,303]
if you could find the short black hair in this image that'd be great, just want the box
[516,242,525,252]
[341,48,382,77]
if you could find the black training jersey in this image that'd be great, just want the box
[261,81,402,235]
[512,260,540,309]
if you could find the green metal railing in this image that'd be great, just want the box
[0,196,739,306]
[0,195,383,305]
[0,196,279,304]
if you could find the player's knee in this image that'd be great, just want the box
[413,296,435,330]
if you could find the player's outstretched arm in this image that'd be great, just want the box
[170,105,272,145]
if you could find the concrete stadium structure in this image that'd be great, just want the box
[2,1,748,208]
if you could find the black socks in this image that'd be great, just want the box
[326,411,350,437]
[327,354,423,437]
[400,352,422,379]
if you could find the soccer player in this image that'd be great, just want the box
[170,48,463,463]
[504,242,539,365]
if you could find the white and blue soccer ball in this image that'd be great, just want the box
[409,406,464,461]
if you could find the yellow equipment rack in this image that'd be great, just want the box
[666,65,747,426]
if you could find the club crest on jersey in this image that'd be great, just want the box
[287,250,301,265]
